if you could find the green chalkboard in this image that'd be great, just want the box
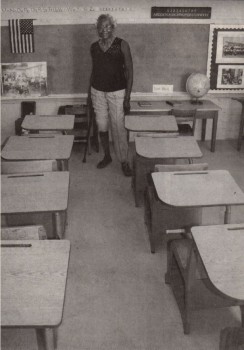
[1,23,209,94]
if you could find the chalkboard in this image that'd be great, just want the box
[1,23,209,94]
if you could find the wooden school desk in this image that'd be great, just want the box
[232,97,244,151]
[125,114,178,133]
[130,100,221,152]
[133,136,202,206]
[191,224,244,301]
[152,170,244,224]
[1,171,70,238]
[1,134,74,171]
[21,115,75,132]
[1,240,70,350]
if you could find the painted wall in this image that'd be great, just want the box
[1,0,244,24]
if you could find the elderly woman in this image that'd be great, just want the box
[89,14,133,176]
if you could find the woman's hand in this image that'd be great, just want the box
[123,98,131,115]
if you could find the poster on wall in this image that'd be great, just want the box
[1,61,47,98]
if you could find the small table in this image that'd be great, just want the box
[1,134,74,171]
[133,136,202,206]
[125,114,178,133]
[21,115,75,132]
[1,171,70,238]
[152,170,244,224]
[232,98,244,151]
[130,100,221,152]
[191,224,244,301]
[1,240,70,350]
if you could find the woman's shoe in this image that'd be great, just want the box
[121,162,132,177]
[97,155,112,169]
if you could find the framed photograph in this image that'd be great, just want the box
[207,25,244,92]
[1,61,47,98]
[216,31,244,63]
[217,65,244,89]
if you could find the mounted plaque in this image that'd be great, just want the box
[151,7,211,19]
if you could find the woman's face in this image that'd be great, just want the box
[97,19,113,40]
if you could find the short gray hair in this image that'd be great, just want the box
[96,14,117,30]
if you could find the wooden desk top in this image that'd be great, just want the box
[21,115,75,131]
[2,171,70,214]
[1,135,74,161]
[135,136,202,159]
[191,224,244,301]
[125,114,178,132]
[1,240,70,327]
[130,100,220,112]
[130,101,170,112]
[152,170,244,207]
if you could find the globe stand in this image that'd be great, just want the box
[191,97,203,105]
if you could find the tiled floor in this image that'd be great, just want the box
[2,139,244,350]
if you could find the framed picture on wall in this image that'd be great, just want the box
[1,61,47,98]
[216,31,244,63]
[217,65,244,89]
[207,24,244,92]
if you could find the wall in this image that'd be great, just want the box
[1,0,244,143]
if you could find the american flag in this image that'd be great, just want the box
[9,19,34,54]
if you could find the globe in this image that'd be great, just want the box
[186,73,210,104]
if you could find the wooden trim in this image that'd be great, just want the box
[1,91,244,104]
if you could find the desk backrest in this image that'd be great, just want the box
[155,163,209,172]
[1,225,47,240]
[21,101,36,118]
[136,132,179,137]
[64,105,87,115]
[1,160,58,174]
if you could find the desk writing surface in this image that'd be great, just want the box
[191,224,244,301]
[21,115,75,131]
[1,135,74,160]
[1,240,70,327]
[125,115,178,132]
[2,171,70,214]
[135,136,202,159]
[170,100,221,112]
[152,170,244,207]
[130,100,221,113]
[130,101,170,112]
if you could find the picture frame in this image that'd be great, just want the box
[217,65,244,89]
[1,61,47,98]
[216,31,244,64]
[207,24,244,92]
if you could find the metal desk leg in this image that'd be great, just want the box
[237,108,244,151]
[211,112,218,152]
[201,119,207,142]
[52,212,63,239]
[36,328,56,350]
[60,160,69,171]
[134,156,140,207]
[224,205,231,224]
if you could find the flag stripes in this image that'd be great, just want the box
[9,19,34,54]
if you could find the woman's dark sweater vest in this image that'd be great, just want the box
[91,37,127,92]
